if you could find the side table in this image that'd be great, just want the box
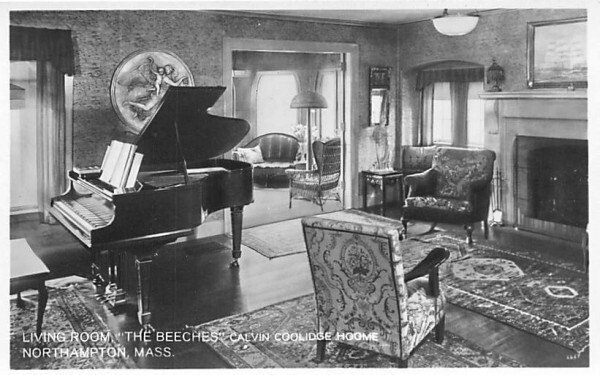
[10,239,50,335]
[362,170,404,217]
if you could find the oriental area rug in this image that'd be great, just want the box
[242,214,436,259]
[402,233,589,356]
[195,294,521,368]
[241,218,307,258]
[243,213,588,356]
[10,281,136,369]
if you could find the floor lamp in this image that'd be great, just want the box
[290,90,328,170]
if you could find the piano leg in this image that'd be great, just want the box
[134,250,156,332]
[105,251,127,308]
[90,253,106,298]
[230,206,244,268]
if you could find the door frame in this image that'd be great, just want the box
[222,37,359,213]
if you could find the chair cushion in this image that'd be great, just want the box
[404,196,472,213]
[404,276,446,354]
[290,173,339,188]
[236,145,264,164]
[253,161,294,169]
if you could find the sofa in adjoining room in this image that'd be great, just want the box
[233,133,300,186]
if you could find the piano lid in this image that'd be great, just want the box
[135,86,250,167]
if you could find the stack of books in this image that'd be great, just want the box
[98,140,144,191]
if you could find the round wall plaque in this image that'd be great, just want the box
[110,50,194,134]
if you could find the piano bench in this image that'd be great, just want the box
[10,239,50,336]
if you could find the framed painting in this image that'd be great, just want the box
[110,50,194,134]
[526,17,587,89]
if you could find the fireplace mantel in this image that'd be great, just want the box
[481,91,587,241]
[480,90,587,100]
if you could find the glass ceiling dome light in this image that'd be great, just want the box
[432,9,479,36]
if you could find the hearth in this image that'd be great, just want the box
[515,136,588,229]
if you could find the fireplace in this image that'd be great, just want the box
[515,136,588,231]
[481,91,587,242]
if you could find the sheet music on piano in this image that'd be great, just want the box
[97,140,144,193]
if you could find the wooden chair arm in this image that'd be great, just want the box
[404,247,450,297]
[404,169,436,197]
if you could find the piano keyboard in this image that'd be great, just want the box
[53,195,114,233]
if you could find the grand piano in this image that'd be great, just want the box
[50,86,253,330]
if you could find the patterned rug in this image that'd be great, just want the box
[195,294,521,368]
[244,216,588,355]
[242,218,307,258]
[402,233,589,355]
[242,214,436,259]
[10,281,136,369]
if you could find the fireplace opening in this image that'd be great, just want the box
[516,136,588,228]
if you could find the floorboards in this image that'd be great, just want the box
[9,190,589,368]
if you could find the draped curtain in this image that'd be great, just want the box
[417,63,483,147]
[10,26,74,222]
[450,82,469,146]
[419,84,434,145]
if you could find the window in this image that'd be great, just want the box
[432,82,452,144]
[467,81,485,147]
[418,63,484,147]
[319,70,338,140]
[428,81,484,147]
[256,72,299,135]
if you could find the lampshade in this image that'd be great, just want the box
[432,9,479,36]
[290,91,328,109]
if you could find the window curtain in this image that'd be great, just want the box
[417,64,483,146]
[10,26,74,222]
[419,84,434,145]
[416,66,483,91]
[450,82,469,147]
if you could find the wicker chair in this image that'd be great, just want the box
[286,138,341,211]
[302,214,450,367]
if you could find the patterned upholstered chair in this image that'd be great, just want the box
[397,146,436,176]
[302,215,449,367]
[402,147,496,245]
[286,138,341,211]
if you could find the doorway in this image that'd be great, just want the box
[223,38,358,228]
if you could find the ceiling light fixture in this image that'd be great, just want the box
[432,9,479,36]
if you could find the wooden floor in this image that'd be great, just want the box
[9,209,589,368]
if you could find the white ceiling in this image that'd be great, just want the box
[235,9,482,26]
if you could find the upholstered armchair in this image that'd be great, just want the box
[286,138,341,211]
[397,146,436,176]
[302,215,450,367]
[402,146,496,244]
